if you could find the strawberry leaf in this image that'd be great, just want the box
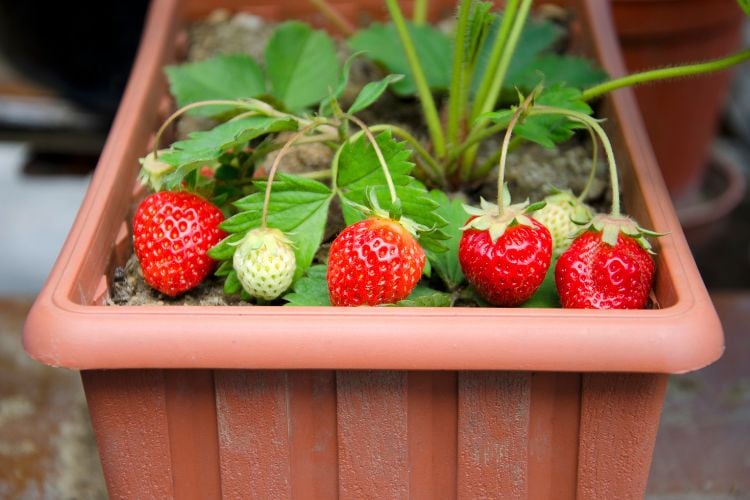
[265,21,339,110]
[348,22,451,96]
[348,74,405,114]
[393,290,452,307]
[165,54,265,116]
[513,54,607,91]
[220,174,333,281]
[424,190,467,290]
[158,116,297,187]
[283,265,331,306]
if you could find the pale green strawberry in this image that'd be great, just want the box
[233,227,296,301]
[534,190,593,256]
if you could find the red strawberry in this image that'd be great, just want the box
[133,191,226,297]
[555,215,655,309]
[459,198,552,306]
[327,217,425,306]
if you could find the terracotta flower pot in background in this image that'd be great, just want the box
[611,0,744,203]
[23,0,724,498]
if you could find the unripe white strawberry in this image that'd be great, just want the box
[534,191,593,256]
[233,227,296,301]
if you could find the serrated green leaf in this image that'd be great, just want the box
[226,174,333,280]
[348,74,405,114]
[337,130,415,190]
[159,116,297,175]
[165,54,265,116]
[425,190,467,290]
[348,22,451,96]
[208,232,245,260]
[319,51,364,116]
[515,85,594,149]
[266,21,339,110]
[283,265,331,306]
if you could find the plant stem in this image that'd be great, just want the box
[413,0,428,25]
[577,123,599,202]
[446,0,473,147]
[496,110,523,216]
[309,0,356,36]
[470,0,519,121]
[581,49,750,101]
[261,122,322,228]
[369,124,445,185]
[385,0,446,158]
[532,106,621,216]
[152,99,256,158]
[346,115,398,204]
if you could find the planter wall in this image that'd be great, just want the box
[23,0,723,498]
[611,0,744,202]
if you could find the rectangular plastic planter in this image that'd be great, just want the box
[24,0,724,498]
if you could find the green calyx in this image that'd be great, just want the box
[139,151,175,191]
[462,185,545,244]
[344,188,429,238]
[234,227,295,252]
[580,213,666,254]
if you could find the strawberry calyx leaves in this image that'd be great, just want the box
[461,184,546,243]
[575,213,666,254]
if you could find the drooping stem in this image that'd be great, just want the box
[577,122,599,203]
[385,0,446,157]
[531,106,621,216]
[261,122,322,228]
[496,105,527,216]
[346,115,399,205]
[309,0,356,36]
[581,49,750,101]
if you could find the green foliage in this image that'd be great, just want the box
[424,190,467,290]
[348,22,452,95]
[165,54,265,116]
[265,21,339,110]
[216,174,334,281]
[283,265,331,306]
[520,262,560,308]
[336,131,449,253]
[348,74,405,114]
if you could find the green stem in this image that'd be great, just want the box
[345,115,399,204]
[413,0,428,24]
[385,0,446,158]
[532,106,621,216]
[369,124,444,185]
[470,0,519,121]
[446,0,473,147]
[152,99,256,158]
[472,135,522,181]
[577,122,599,202]
[261,122,322,228]
[309,0,356,36]
[582,49,750,101]
[496,110,523,216]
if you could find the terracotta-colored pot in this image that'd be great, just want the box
[611,0,744,202]
[23,0,723,498]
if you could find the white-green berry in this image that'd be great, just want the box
[233,228,296,301]
[534,191,593,256]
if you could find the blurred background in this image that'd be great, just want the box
[0,1,748,498]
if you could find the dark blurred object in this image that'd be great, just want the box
[611,0,744,203]
[0,1,150,121]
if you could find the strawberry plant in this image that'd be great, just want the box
[130,0,750,308]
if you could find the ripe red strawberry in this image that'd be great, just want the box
[133,191,226,297]
[327,217,425,306]
[555,215,655,309]
[459,200,552,306]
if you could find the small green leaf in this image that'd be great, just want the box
[319,51,363,116]
[208,233,245,261]
[227,174,333,280]
[283,265,331,306]
[159,116,297,174]
[348,74,405,114]
[348,22,451,96]
[520,262,560,308]
[425,190,467,290]
[393,290,452,307]
[266,21,339,110]
[337,130,415,190]
[513,54,608,91]
[165,54,265,116]
[223,270,243,295]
